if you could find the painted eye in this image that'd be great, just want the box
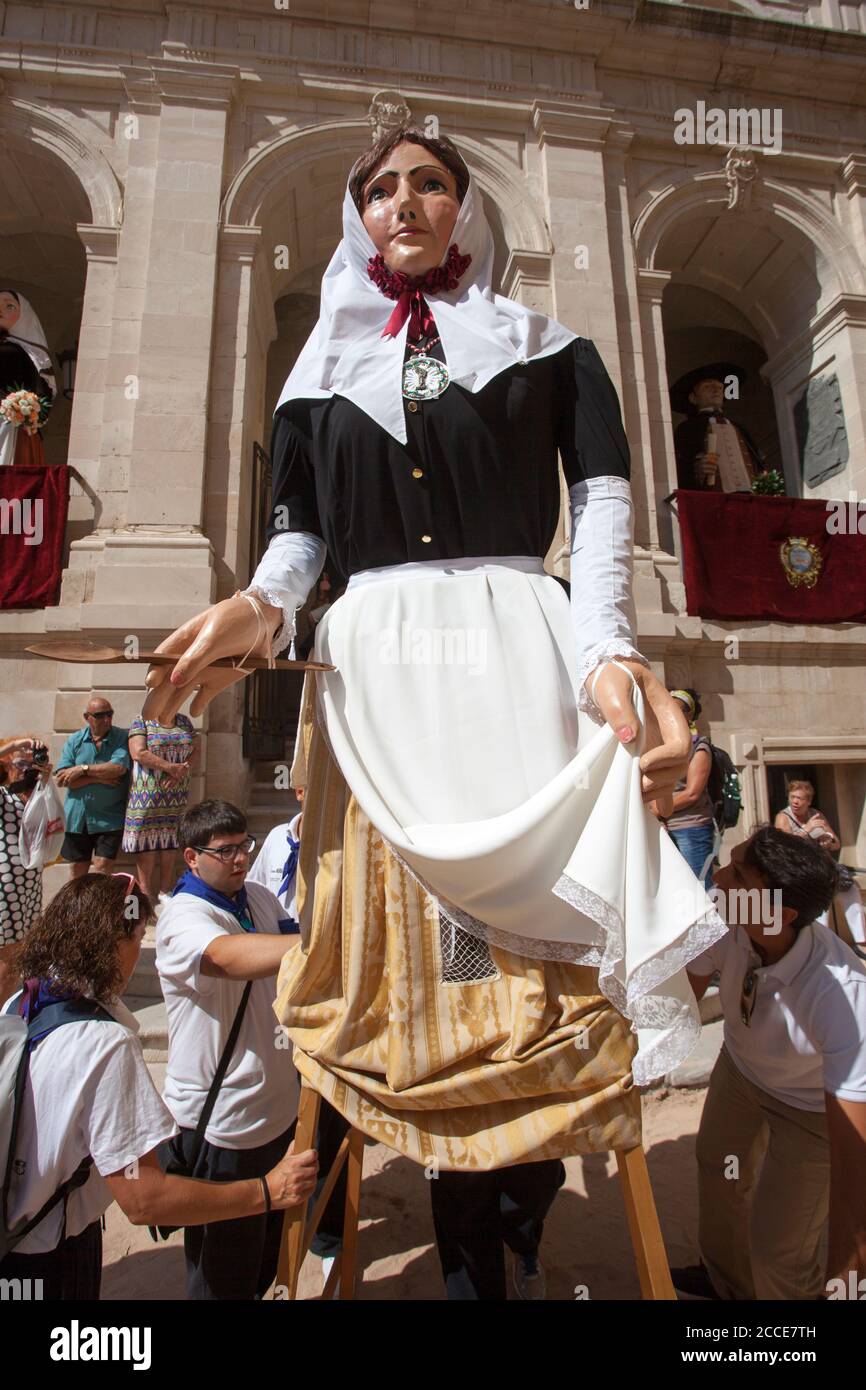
[422,177,446,192]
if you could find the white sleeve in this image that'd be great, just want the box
[568,475,649,719]
[84,1032,178,1176]
[156,906,226,997]
[243,530,327,657]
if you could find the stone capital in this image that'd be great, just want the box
[77,223,121,264]
[220,225,264,265]
[531,101,612,151]
[501,248,552,301]
[151,50,241,109]
[120,65,162,115]
[635,268,671,304]
[121,52,241,112]
[841,155,866,195]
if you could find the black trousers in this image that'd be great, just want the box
[165,1122,295,1301]
[0,1218,102,1301]
[430,1159,566,1300]
[308,1098,351,1258]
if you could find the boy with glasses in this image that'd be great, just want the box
[673,826,866,1300]
[54,697,131,876]
[156,799,306,1299]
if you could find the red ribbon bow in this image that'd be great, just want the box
[366,243,472,339]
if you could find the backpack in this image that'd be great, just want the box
[706,744,742,830]
[1,997,114,1260]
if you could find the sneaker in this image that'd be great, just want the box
[670,1263,721,1300]
[513,1253,547,1301]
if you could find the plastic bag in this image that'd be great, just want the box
[18,778,66,870]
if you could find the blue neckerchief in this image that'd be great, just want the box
[172,868,256,933]
[19,977,76,1023]
[278,830,301,900]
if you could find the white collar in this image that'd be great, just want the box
[276,168,576,445]
[736,923,815,987]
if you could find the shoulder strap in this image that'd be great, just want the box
[2,999,115,1252]
[25,998,115,1048]
[187,979,253,1175]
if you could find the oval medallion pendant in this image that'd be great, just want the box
[402,354,450,401]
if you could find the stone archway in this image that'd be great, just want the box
[0,98,123,230]
[632,167,866,529]
[0,101,122,479]
[0,99,125,766]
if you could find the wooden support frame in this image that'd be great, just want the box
[276,1086,676,1300]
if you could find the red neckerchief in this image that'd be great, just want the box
[367,243,472,339]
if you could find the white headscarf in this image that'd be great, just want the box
[276,160,576,444]
[4,292,56,398]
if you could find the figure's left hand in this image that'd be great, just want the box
[587,659,691,816]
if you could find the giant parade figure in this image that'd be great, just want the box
[143,129,726,1297]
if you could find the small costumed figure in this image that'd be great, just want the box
[671,362,765,493]
[0,289,56,467]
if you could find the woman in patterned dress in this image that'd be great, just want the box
[0,738,53,1003]
[122,714,197,904]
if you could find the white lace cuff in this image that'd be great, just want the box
[243,530,327,658]
[569,476,649,721]
[577,642,649,722]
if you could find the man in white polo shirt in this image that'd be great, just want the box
[246,793,302,923]
[673,826,866,1301]
[156,798,305,1300]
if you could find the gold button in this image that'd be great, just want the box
[412,468,424,479]
[407,401,419,413]
[421,534,432,544]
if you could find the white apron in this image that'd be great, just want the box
[312,555,727,1084]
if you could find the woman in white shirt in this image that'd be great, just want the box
[1,873,317,1300]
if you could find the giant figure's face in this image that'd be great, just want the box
[360,141,461,278]
[689,378,725,411]
[0,291,21,332]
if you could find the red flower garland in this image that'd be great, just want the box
[367,243,472,339]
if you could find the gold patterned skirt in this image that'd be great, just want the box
[274,676,641,1171]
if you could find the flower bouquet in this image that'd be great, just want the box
[0,387,52,435]
[751,468,786,496]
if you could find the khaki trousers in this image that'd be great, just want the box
[696,1045,829,1300]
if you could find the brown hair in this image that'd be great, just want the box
[15,873,154,1001]
[349,126,470,213]
[786,779,814,796]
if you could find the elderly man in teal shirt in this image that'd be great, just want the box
[55,696,132,876]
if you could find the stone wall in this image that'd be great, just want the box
[0,0,864,849]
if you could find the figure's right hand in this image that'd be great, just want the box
[142,594,283,725]
[264,1142,319,1210]
[697,454,719,486]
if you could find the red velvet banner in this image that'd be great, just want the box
[676,490,866,623]
[0,464,69,610]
